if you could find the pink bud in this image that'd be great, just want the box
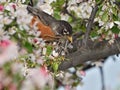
[114,34,118,39]
[33,38,38,43]
[0,40,10,48]
[0,5,4,11]
[80,70,86,76]
[101,34,105,39]
[12,4,16,9]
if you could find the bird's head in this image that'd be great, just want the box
[59,20,73,43]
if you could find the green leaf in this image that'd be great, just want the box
[23,41,33,53]
[68,16,73,23]
[53,63,59,72]
[101,11,108,22]
[51,0,65,10]
[112,7,117,16]
[95,0,101,4]
[91,31,98,37]
[46,45,53,55]
[3,62,12,74]
[25,59,36,68]
[13,73,24,83]
[111,25,120,34]
[56,0,65,6]
[50,1,56,7]
[70,10,76,16]
[13,73,25,89]
[116,0,120,2]
[53,10,61,20]
[113,14,119,21]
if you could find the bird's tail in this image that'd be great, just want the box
[28,0,39,7]
[27,0,39,12]
[28,0,33,6]
[27,5,39,16]
[27,0,56,26]
[27,0,42,16]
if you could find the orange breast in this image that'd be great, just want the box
[30,16,56,41]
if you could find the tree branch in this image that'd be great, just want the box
[73,31,84,40]
[59,38,120,70]
[99,66,105,90]
[114,0,120,8]
[83,0,104,47]
[61,0,77,20]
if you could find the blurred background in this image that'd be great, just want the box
[58,56,120,90]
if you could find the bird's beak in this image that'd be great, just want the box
[67,36,73,43]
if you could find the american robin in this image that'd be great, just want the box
[27,3,73,43]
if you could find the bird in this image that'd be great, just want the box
[27,1,73,43]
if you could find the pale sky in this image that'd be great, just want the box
[77,56,120,90]
[58,56,120,90]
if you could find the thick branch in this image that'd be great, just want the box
[59,38,120,70]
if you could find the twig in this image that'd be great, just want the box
[28,0,33,6]
[99,66,105,90]
[83,0,104,47]
[73,31,84,40]
[61,0,77,20]
[114,0,120,8]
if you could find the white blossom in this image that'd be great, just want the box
[0,0,6,3]
[4,3,16,14]
[2,16,13,25]
[114,21,120,26]
[52,50,59,57]
[28,67,54,89]
[20,79,35,90]
[39,3,53,15]
[8,27,16,35]
[105,22,114,29]
[15,5,32,30]
[28,54,36,62]
[42,47,47,55]
[0,40,19,66]
[68,2,92,19]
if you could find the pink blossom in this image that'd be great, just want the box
[0,82,3,90]
[65,85,71,90]
[0,5,4,12]
[0,40,18,66]
[9,84,17,90]
[0,40,10,48]
[0,68,12,87]
[39,66,48,77]
[29,67,54,89]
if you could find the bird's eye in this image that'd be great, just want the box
[63,29,69,35]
